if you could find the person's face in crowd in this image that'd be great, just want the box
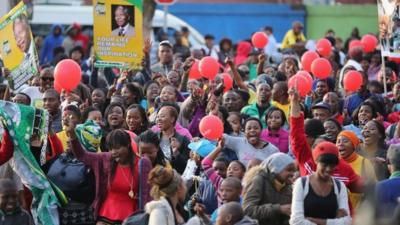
[12,94,30,105]
[267,110,284,131]
[88,110,104,127]
[14,20,31,53]
[156,107,175,131]
[43,92,61,115]
[316,161,336,181]
[324,120,340,141]
[271,83,282,101]
[223,91,241,112]
[227,114,241,135]
[205,38,214,48]
[62,110,79,128]
[139,142,159,164]
[111,145,130,165]
[191,49,204,60]
[312,108,330,123]
[187,79,201,96]
[361,59,370,73]
[358,74,369,94]
[362,121,382,146]
[315,81,329,98]
[71,50,83,63]
[154,75,169,88]
[122,87,136,107]
[276,163,296,185]
[336,136,354,159]
[115,7,128,27]
[158,45,173,64]
[245,120,262,146]
[221,42,231,52]
[107,106,124,128]
[160,86,177,103]
[126,108,143,132]
[91,89,106,108]
[368,84,383,95]
[167,71,180,87]
[227,161,244,179]
[53,26,61,36]
[40,70,54,91]
[213,161,228,178]
[31,76,41,87]
[237,65,250,81]
[146,82,160,102]
[323,93,339,114]
[370,54,380,66]
[257,83,272,105]
[174,32,182,44]
[293,23,303,35]
[0,186,18,213]
[358,105,374,126]
[219,181,241,204]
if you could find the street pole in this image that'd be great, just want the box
[163,4,168,33]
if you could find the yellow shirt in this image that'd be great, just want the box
[346,153,376,209]
[57,130,69,152]
[271,100,290,122]
[281,30,306,49]
[248,89,257,104]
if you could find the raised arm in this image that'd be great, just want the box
[201,138,225,190]
[289,87,313,174]
[225,57,248,91]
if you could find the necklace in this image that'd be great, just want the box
[121,167,134,199]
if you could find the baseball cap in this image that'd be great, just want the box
[188,139,216,158]
[311,102,331,112]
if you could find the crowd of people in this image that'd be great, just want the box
[0,19,400,225]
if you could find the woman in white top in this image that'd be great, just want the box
[224,117,279,166]
[290,141,352,225]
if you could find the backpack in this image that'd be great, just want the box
[122,210,149,225]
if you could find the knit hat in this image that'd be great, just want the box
[312,141,339,161]
[75,120,103,152]
[304,119,325,138]
[261,152,294,174]
[188,139,216,158]
[338,130,360,148]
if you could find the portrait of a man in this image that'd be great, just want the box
[111,5,135,37]
[13,14,34,59]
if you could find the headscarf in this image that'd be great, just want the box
[75,120,102,152]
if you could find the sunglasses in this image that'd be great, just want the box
[41,77,54,82]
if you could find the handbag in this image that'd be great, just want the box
[46,153,95,204]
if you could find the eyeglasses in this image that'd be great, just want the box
[41,77,54,82]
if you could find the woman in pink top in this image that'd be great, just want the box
[261,107,289,153]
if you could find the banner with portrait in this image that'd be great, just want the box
[0,1,38,90]
[377,0,400,58]
[93,0,143,70]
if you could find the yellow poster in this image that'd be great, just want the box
[93,0,143,69]
[0,1,38,90]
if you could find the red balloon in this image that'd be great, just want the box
[316,38,332,57]
[349,40,364,51]
[311,58,332,79]
[296,70,313,86]
[343,70,363,92]
[251,32,269,49]
[221,73,233,92]
[288,75,311,97]
[54,59,82,92]
[189,60,202,79]
[199,56,219,80]
[199,115,224,140]
[301,51,319,73]
[361,34,378,53]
